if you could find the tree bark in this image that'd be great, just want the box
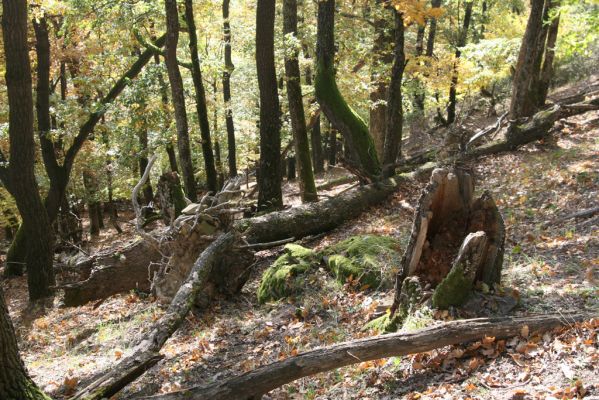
[164,0,197,202]
[256,0,283,211]
[447,1,473,124]
[509,0,547,121]
[537,1,560,108]
[138,124,154,205]
[315,0,381,181]
[283,0,318,202]
[222,0,238,177]
[0,1,55,301]
[425,0,442,57]
[71,233,236,400]
[369,2,393,159]
[382,10,405,177]
[0,287,50,400]
[141,313,594,400]
[184,0,218,193]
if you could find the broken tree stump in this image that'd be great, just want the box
[388,167,505,326]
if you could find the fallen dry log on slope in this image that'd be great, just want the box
[139,312,595,400]
[70,232,236,400]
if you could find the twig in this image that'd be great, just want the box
[240,237,296,250]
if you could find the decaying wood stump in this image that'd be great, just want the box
[389,167,505,324]
[155,171,187,224]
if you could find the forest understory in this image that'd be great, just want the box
[2,82,597,399]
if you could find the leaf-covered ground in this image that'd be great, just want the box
[2,109,598,399]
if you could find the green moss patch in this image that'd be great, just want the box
[432,264,473,309]
[323,235,401,289]
[257,244,318,303]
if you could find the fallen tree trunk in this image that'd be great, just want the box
[139,312,595,400]
[70,232,236,400]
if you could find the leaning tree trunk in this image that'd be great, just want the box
[164,0,197,202]
[0,287,50,400]
[537,1,560,108]
[283,0,318,203]
[387,167,505,329]
[184,0,218,193]
[447,0,473,125]
[256,0,283,211]
[315,0,381,181]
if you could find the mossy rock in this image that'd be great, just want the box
[257,244,319,303]
[362,313,401,333]
[323,235,401,289]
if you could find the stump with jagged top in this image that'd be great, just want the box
[376,167,505,331]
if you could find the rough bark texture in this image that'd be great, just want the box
[62,238,162,307]
[447,1,473,124]
[283,0,318,202]
[184,0,218,193]
[390,168,504,321]
[0,288,50,400]
[71,233,236,400]
[141,313,594,400]
[369,2,393,159]
[509,0,547,120]
[256,0,283,210]
[537,2,560,108]
[165,0,197,202]
[222,0,238,177]
[138,126,154,205]
[315,0,381,181]
[0,0,55,300]
[382,11,405,176]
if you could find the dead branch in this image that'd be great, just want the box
[138,312,595,400]
[545,206,599,226]
[70,232,236,400]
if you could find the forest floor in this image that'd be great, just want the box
[2,107,598,399]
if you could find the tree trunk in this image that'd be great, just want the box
[509,0,547,121]
[256,0,283,211]
[222,0,238,177]
[447,1,474,124]
[138,126,154,205]
[382,10,405,177]
[0,288,50,400]
[155,50,180,174]
[303,52,325,175]
[537,1,560,108]
[369,3,393,159]
[0,0,55,300]
[327,121,337,167]
[315,0,381,181]
[164,0,197,202]
[83,170,101,237]
[184,0,218,193]
[283,0,318,202]
[425,0,442,57]
[142,313,592,400]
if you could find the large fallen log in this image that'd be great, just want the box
[138,312,595,400]
[70,232,236,400]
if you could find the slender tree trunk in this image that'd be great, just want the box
[83,170,101,237]
[382,11,405,177]
[256,0,283,210]
[413,24,426,113]
[315,0,381,181]
[164,0,197,202]
[184,0,218,193]
[537,1,560,108]
[369,3,393,159]
[303,50,325,174]
[426,0,442,57]
[0,288,50,400]
[222,0,238,177]
[447,1,474,124]
[509,0,547,121]
[138,124,154,205]
[283,0,317,202]
[154,50,180,174]
[327,121,337,167]
[0,4,55,300]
